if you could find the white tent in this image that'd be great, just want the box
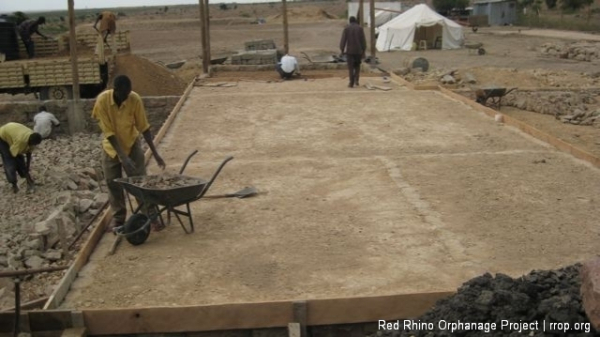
[376,4,464,52]
[372,9,401,28]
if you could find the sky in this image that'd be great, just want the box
[1,0,272,12]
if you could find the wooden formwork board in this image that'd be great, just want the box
[43,78,197,311]
[1,292,452,335]
[81,292,452,335]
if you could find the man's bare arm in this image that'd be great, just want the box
[142,130,165,169]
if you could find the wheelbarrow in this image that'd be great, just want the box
[465,42,485,55]
[112,150,256,247]
[475,87,518,109]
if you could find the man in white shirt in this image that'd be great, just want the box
[33,106,60,139]
[276,54,300,80]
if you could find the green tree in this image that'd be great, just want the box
[432,0,470,15]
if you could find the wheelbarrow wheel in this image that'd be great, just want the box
[478,48,486,55]
[123,213,151,246]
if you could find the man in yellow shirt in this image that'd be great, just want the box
[92,75,166,231]
[0,123,42,193]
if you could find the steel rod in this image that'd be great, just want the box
[0,265,69,278]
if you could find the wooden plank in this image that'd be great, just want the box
[2,296,49,312]
[307,292,452,326]
[389,72,414,90]
[83,301,294,334]
[82,292,453,334]
[43,209,111,310]
[288,323,301,337]
[292,301,307,337]
[28,310,72,331]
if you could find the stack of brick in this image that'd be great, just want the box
[230,39,280,66]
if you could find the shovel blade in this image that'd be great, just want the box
[230,186,258,198]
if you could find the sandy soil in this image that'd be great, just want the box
[61,78,600,309]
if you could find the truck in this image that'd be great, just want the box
[0,19,130,100]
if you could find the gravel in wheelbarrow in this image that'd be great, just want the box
[115,173,208,208]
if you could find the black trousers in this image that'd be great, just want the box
[0,139,27,185]
[19,33,35,58]
[276,64,294,79]
[346,54,362,87]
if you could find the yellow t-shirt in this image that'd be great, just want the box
[91,89,151,159]
[0,122,34,157]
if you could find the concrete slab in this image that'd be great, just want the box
[60,77,600,309]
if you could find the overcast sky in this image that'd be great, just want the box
[1,0,269,12]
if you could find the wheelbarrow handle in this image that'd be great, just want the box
[197,156,234,199]
[179,150,199,175]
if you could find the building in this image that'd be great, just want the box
[472,0,517,26]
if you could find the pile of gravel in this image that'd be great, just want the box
[373,264,597,337]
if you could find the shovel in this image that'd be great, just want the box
[203,186,258,199]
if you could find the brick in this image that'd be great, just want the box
[582,257,600,330]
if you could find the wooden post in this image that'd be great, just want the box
[204,0,211,65]
[358,0,364,26]
[282,0,289,54]
[199,0,208,74]
[67,0,84,134]
[369,0,376,59]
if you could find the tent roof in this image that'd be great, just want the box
[379,4,462,30]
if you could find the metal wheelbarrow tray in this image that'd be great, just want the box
[117,174,208,208]
[465,42,486,55]
[475,87,518,109]
[113,151,233,246]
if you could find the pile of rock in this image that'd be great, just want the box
[394,68,478,87]
[503,90,600,126]
[0,133,110,309]
[371,264,595,337]
[540,41,600,62]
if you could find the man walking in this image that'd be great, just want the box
[0,123,42,193]
[339,16,366,88]
[33,106,61,139]
[92,75,166,232]
[17,16,49,59]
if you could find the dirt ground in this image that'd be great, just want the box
[61,78,600,309]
